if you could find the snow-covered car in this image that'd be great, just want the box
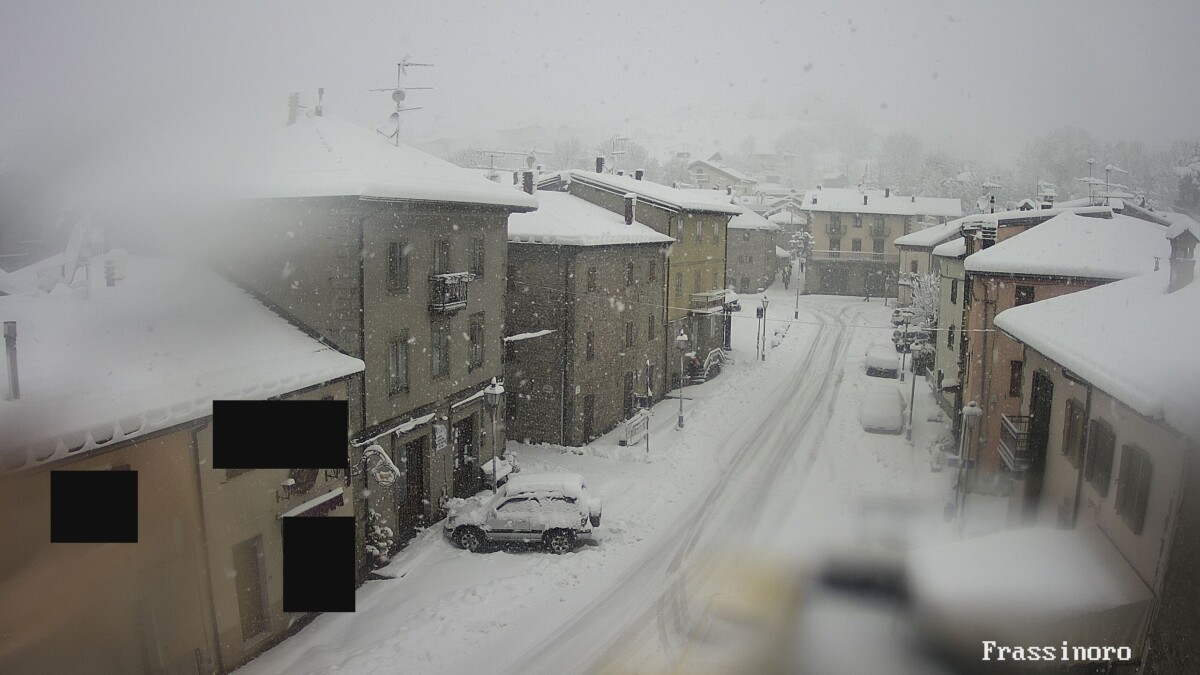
[865,344,900,378]
[860,384,906,434]
[890,309,917,326]
[892,328,931,352]
[444,472,602,554]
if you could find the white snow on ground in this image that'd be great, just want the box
[234,265,1000,675]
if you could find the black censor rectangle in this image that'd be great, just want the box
[282,516,356,613]
[213,399,349,469]
[50,470,138,543]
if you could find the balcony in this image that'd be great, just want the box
[870,224,889,238]
[429,272,473,313]
[689,290,728,315]
[999,414,1036,471]
[826,223,846,236]
[808,250,898,263]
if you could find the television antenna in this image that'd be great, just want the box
[370,57,433,145]
[478,147,555,170]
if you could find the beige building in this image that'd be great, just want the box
[0,254,362,674]
[993,222,1199,669]
[893,220,961,306]
[538,169,740,389]
[209,113,537,559]
[505,191,672,445]
[960,211,1169,491]
[800,187,960,297]
[687,158,757,194]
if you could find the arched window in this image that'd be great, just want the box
[910,260,919,274]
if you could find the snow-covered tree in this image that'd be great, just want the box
[365,508,394,567]
[910,271,940,326]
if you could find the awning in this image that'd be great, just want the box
[279,487,345,518]
[907,526,1153,659]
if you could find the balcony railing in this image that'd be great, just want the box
[429,272,473,313]
[870,224,889,237]
[826,223,846,236]
[999,414,1036,472]
[808,250,898,263]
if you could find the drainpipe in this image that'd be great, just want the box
[4,321,17,400]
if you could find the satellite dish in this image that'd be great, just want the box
[392,89,407,103]
[376,112,400,138]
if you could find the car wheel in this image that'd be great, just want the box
[544,529,574,555]
[456,526,485,552]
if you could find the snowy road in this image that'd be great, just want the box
[233,290,955,675]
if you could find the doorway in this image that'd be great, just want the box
[1024,370,1055,518]
[396,436,427,541]
[623,371,635,419]
[452,414,478,498]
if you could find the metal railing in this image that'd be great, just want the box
[429,272,472,313]
[999,414,1035,471]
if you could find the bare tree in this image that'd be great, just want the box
[910,271,940,326]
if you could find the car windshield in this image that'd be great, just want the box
[4,3,1197,674]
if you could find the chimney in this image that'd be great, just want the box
[1168,228,1198,293]
[726,186,732,195]
[885,187,891,198]
[596,156,605,173]
[635,169,644,181]
[286,92,300,126]
[989,194,996,214]
[522,171,534,195]
[980,222,998,249]
[617,170,624,177]
[4,321,17,401]
[624,193,637,225]
[961,222,981,255]
[863,195,868,206]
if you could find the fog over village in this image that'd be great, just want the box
[2,1,1199,674]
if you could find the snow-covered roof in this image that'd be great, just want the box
[688,158,755,183]
[0,255,365,472]
[507,192,673,247]
[548,170,742,215]
[775,246,791,259]
[893,220,963,249]
[767,210,807,225]
[249,114,537,210]
[932,239,967,259]
[800,188,961,218]
[678,190,778,230]
[964,212,1168,279]
[995,269,1200,440]
[1161,211,1200,240]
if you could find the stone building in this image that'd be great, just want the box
[801,187,960,297]
[724,206,782,294]
[208,113,536,564]
[687,158,756,194]
[0,254,362,674]
[538,168,740,389]
[505,191,672,445]
[893,220,962,306]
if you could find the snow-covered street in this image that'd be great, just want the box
[234,284,961,675]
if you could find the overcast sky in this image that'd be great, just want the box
[3,0,1198,166]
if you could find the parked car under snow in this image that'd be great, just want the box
[444,472,602,554]
[865,344,900,378]
[859,384,906,434]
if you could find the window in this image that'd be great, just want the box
[649,261,656,282]
[851,239,862,252]
[388,334,409,393]
[434,237,450,274]
[1084,419,1116,496]
[1063,398,1084,467]
[586,331,594,361]
[695,220,702,242]
[947,324,956,349]
[711,271,719,290]
[910,260,918,274]
[431,324,450,378]
[647,365,657,394]
[587,267,597,292]
[1015,285,1035,306]
[853,214,863,228]
[468,314,484,371]
[1116,445,1153,534]
[675,272,683,297]
[471,236,485,277]
[647,314,656,341]
[742,231,750,242]
[387,241,409,292]
[872,239,885,254]
[710,313,719,338]
[693,271,702,292]
[830,214,842,228]
[875,215,886,229]
[711,222,719,243]
[626,261,635,286]
[1009,361,1023,397]
[625,321,634,348]
[829,238,841,251]
[738,256,744,264]
[950,279,958,304]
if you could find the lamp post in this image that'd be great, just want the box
[483,377,505,493]
[675,330,688,430]
[794,258,801,319]
[761,296,770,361]
[954,400,983,529]
[899,318,909,382]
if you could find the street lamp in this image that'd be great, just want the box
[483,377,505,493]
[760,296,770,361]
[675,330,689,430]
